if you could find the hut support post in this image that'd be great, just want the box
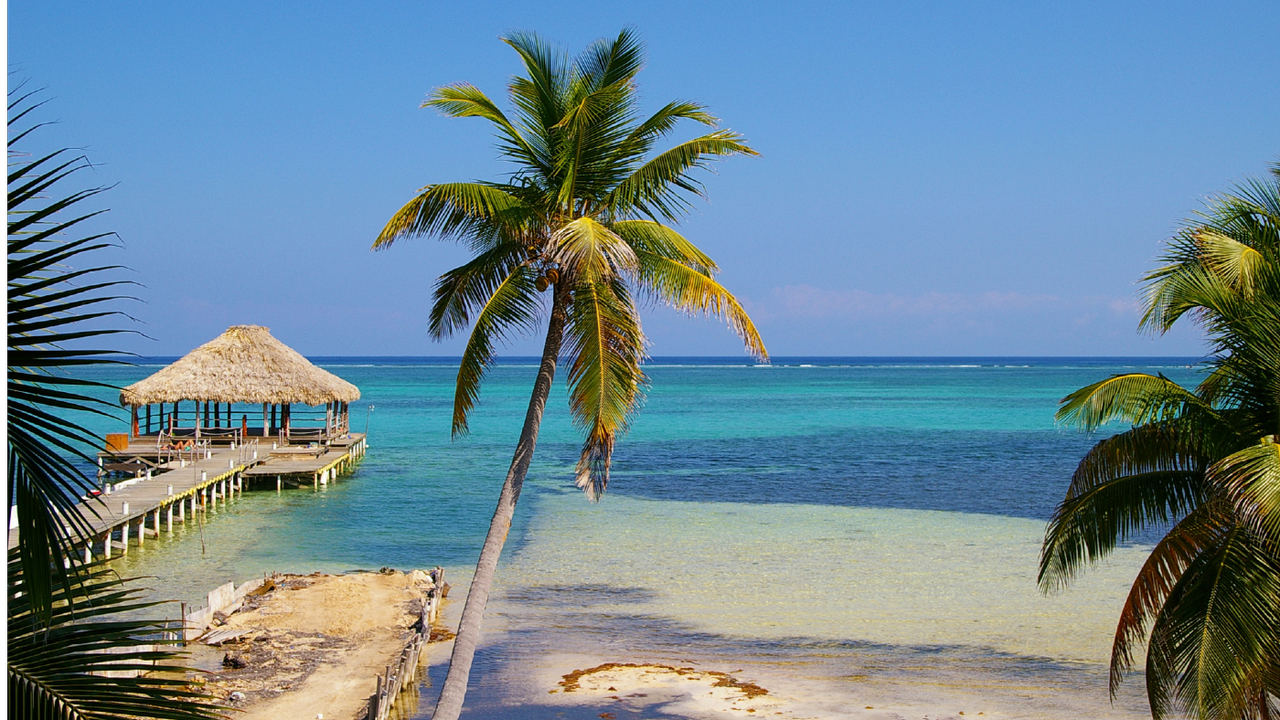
[131,406,139,439]
[146,404,152,435]
[262,403,269,438]
[103,533,111,559]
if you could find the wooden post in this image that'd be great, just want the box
[276,476,281,492]
[131,406,139,439]
[121,522,129,554]
[262,403,269,438]
[179,496,185,522]
[152,508,160,536]
[284,403,291,441]
[167,503,174,532]
[103,532,111,559]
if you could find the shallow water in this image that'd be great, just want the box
[75,357,1200,718]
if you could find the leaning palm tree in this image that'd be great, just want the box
[9,84,224,719]
[1040,163,1280,719]
[374,29,766,720]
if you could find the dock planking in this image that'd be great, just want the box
[8,433,368,559]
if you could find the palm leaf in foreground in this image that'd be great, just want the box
[1042,163,1280,719]
[8,85,223,720]
[8,552,225,720]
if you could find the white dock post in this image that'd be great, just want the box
[121,522,129,554]
[122,502,129,515]
[179,496,186,522]
[313,473,318,490]
[103,532,111,559]
[166,503,174,533]
[152,509,160,536]
[137,518,146,546]
[276,475,281,492]
[84,544,91,565]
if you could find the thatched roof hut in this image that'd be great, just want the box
[120,325,360,407]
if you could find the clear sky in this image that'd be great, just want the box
[9,1,1278,357]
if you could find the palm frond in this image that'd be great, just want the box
[428,241,528,340]
[1108,501,1234,697]
[574,27,644,91]
[1213,440,1280,547]
[563,278,646,500]
[8,86,224,720]
[548,216,637,284]
[1040,468,1206,592]
[1198,229,1267,298]
[423,84,542,170]
[451,265,542,436]
[374,182,533,251]
[605,131,759,222]
[8,553,227,720]
[1145,526,1280,720]
[8,127,137,621]
[623,238,767,360]
[1056,373,1218,432]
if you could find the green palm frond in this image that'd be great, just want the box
[1056,373,1219,431]
[1108,501,1233,698]
[1145,526,1280,720]
[605,131,759,222]
[8,85,221,720]
[374,182,534,251]
[1198,230,1267,297]
[423,84,543,171]
[451,265,542,436]
[1213,440,1280,546]
[8,553,226,720]
[8,118,139,619]
[549,216,637,284]
[613,220,717,274]
[563,278,646,500]
[1048,163,1280,716]
[428,241,529,340]
[630,247,766,360]
[1040,464,1205,592]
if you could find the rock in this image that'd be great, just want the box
[222,653,248,669]
[213,611,230,624]
[378,566,396,575]
[228,691,247,702]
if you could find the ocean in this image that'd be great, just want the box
[73,357,1202,719]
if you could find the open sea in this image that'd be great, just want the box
[73,356,1203,719]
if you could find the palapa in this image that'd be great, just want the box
[119,325,360,407]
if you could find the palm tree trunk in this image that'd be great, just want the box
[432,285,569,720]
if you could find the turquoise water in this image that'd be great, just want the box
[73,357,1201,718]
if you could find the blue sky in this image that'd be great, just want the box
[10,1,1278,357]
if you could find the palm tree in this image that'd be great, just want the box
[9,84,224,719]
[1039,163,1280,720]
[374,28,766,720]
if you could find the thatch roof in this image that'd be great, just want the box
[119,325,360,407]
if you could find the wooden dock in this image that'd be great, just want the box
[7,434,368,559]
